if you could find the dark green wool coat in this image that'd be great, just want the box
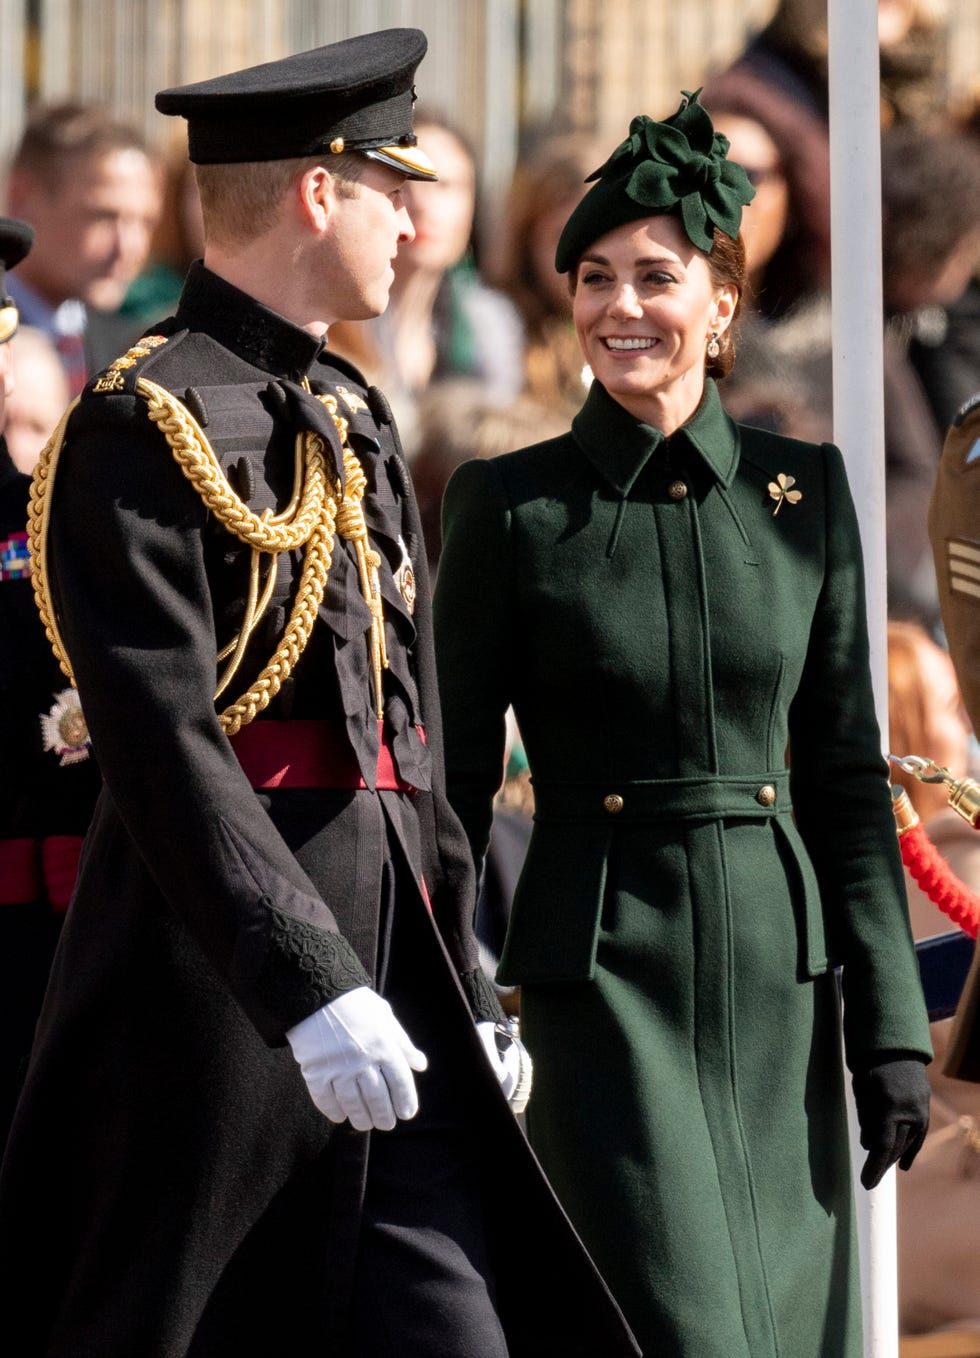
[434,378,932,1358]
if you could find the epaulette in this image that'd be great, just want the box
[90,333,171,396]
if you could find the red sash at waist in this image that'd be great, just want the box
[230,719,421,792]
[42,836,84,912]
[0,838,39,904]
[0,835,84,910]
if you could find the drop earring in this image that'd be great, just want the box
[706,331,720,359]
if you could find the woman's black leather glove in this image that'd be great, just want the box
[851,1053,930,1190]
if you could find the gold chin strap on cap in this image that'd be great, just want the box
[29,377,389,733]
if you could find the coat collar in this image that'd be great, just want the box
[174,262,325,381]
[571,377,739,497]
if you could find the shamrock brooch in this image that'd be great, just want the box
[768,473,802,516]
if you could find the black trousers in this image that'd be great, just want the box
[351,859,510,1358]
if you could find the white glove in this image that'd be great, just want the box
[286,987,428,1132]
[477,1019,533,1114]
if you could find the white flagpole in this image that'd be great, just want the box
[827,2,898,1355]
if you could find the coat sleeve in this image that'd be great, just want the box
[788,442,931,1069]
[46,390,370,1045]
[390,449,504,1023]
[432,457,517,877]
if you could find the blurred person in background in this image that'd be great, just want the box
[700,74,831,327]
[490,129,608,418]
[119,133,204,327]
[412,378,567,579]
[883,120,980,436]
[5,102,162,395]
[699,89,834,442]
[329,111,523,455]
[885,619,980,1347]
[3,325,69,474]
[713,0,949,130]
[887,619,979,940]
[879,122,980,631]
[701,0,953,420]
[0,218,101,1151]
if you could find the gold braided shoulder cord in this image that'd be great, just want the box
[28,397,83,687]
[28,378,389,735]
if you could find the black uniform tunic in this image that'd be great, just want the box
[0,266,638,1358]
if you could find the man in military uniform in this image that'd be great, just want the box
[929,393,980,1083]
[0,31,638,1358]
[0,218,102,1148]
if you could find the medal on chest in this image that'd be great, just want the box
[40,687,91,765]
[393,534,416,615]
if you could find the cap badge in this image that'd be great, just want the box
[40,687,91,766]
[768,473,802,516]
[329,137,345,154]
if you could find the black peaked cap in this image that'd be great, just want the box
[155,27,436,178]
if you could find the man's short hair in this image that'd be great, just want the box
[10,101,154,191]
[195,151,366,248]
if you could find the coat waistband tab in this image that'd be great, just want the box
[532,771,790,823]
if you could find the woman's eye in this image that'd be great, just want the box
[645,271,675,286]
[580,271,608,286]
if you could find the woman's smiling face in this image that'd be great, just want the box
[572,213,735,433]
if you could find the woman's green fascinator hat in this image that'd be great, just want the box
[554,89,755,272]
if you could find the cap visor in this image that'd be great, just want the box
[364,144,438,181]
[0,304,19,345]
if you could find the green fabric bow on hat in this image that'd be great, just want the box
[555,89,755,271]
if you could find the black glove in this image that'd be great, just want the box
[851,1054,930,1190]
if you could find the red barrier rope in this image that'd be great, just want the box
[892,782,980,940]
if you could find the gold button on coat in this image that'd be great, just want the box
[668,480,688,501]
[756,784,776,806]
[603,794,624,814]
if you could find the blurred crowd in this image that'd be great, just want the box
[4,1,979,631]
[3,0,980,1345]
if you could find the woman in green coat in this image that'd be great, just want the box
[433,91,932,1358]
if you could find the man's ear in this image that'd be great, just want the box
[6,167,44,220]
[297,164,333,233]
